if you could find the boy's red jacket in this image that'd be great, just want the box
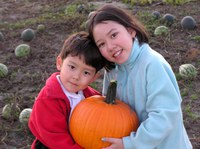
[29,72,101,149]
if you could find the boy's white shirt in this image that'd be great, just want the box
[56,75,85,118]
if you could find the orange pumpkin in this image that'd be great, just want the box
[69,80,139,149]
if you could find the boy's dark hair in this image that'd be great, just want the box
[59,31,106,72]
[87,4,149,44]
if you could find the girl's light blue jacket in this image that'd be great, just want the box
[102,39,192,149]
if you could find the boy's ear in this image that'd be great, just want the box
[90,71,101,83]
[56,56,62,71]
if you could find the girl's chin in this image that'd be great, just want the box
[112,54,126,64]
[113,57,127,64]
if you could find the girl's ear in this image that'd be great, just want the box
[127,28,136,38]
[56,55,62,71]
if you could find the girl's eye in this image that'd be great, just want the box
[111,32,117,38]
[98,43,105,49]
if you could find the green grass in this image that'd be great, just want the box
[163,0,193,4]
[90,82,98,90]
[136,11,161,35]
[0,3,87,31]
[191,36,200,42]
[122,0,196,5]
[184,103,198,120]
[190,93,198,100]
[181,88,189,97]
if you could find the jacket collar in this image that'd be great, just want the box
[45,72,66,100]
[44,72,96,100]
[117,38,141,71]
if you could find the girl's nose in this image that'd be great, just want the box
[106,42,116,52]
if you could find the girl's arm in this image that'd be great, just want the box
[123,59,183,148]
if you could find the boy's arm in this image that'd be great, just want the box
[29,95,82,149]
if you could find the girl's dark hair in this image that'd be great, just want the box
[87,4,149,71]
[59,31,106,72]
[87,4,149,44]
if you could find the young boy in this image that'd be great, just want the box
[28,31,106,149]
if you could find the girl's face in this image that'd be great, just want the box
[93,21,136,64]
[56,55,97,93]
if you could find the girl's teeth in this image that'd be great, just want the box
[114,50,121,57]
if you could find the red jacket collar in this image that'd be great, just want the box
[44,72,101,100]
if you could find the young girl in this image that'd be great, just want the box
[28,31,106,149]
[87,4,192,149]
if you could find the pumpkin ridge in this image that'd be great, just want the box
[69,81,139,148]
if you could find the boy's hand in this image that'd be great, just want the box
[101,138,124,149]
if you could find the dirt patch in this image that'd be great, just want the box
[0,0,200,148]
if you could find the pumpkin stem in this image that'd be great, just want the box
[105,80,117,104]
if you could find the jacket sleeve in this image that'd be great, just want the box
[29,90,82,149]
[84,86,102,97]
[122,59,182,148]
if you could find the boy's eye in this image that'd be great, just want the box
[68,65,75,69]
[84,71,91,76]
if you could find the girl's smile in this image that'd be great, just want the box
[93,20,136,64]
[113,49,122,58]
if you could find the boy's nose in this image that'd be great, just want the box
[73,72,81,80]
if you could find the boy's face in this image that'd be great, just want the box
[56,55,97,93]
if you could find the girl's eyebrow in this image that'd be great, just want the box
[96,28,116,44]
[107,28,116,36]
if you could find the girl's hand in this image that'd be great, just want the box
[101,138,124,149]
